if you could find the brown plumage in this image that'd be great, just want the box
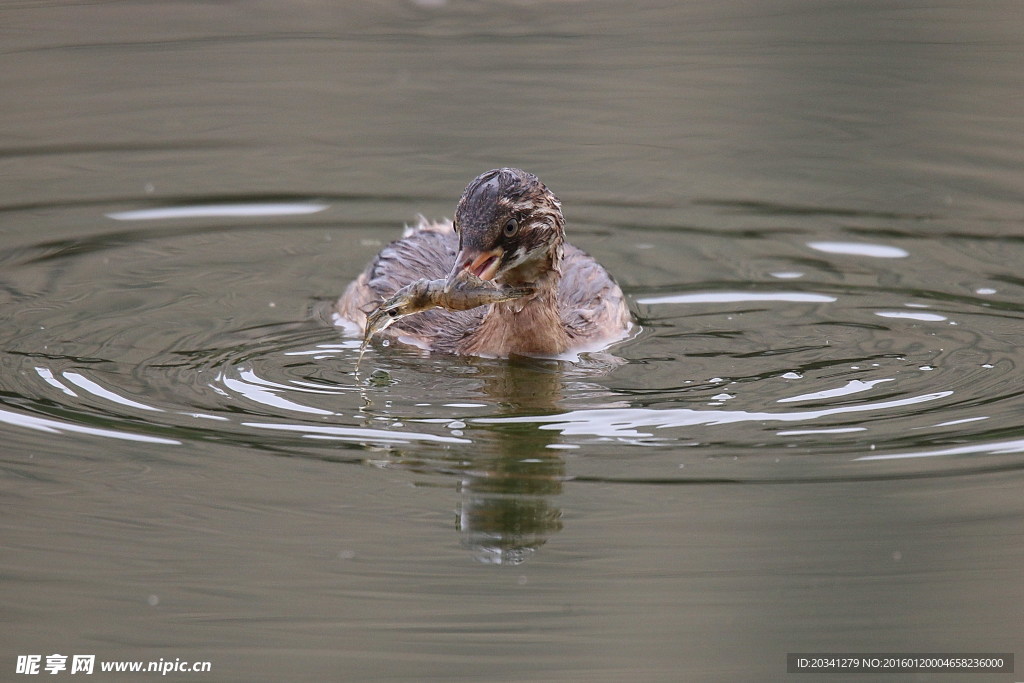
[335,168,631,357]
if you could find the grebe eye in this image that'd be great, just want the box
[386,308,399,317]
[503,219,519,237]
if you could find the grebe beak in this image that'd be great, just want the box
[448,246,504,283]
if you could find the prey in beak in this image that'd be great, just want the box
[447,245,504,284]
[362,272,534,345]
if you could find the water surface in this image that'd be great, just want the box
[2,1,1023,680]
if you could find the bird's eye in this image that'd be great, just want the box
[386,308,399,318]
[503,218,519,237]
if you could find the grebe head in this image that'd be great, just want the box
[447,168,565,288]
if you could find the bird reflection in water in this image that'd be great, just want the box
[454,358,575,565]
[362,355,624,565]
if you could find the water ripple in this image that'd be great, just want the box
[807,241,910,259]
[474,391,952,441]
[106,202,328,221]
[637,291,836,305]
[0,405,180,445]
[1,198,1023,484]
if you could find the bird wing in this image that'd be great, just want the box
[557,244,632,344]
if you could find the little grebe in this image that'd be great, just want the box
[335,168,632,357]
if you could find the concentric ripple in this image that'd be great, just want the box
[2,197,1024,484]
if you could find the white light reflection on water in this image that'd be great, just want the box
[776,427,867,436]
[777,378,893,403]
[241,421,471,445]
[0,406,180,445]
[475,391,952,440]
[106,202,328,221]
[282,341,362,362]
[636,291,836,305]
[61,371,163,412]
[216,369,335,416]
[856,437,1024,461]
[875,311,948,322]
[807,241,909,258]
[930,416,989,428]
[34,367,78,398]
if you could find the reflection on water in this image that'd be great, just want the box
[456,456,564,566]
[374,359,598,564]
[448,361,572,565]
[2,0,1024,679]
[807,241,911,259]
[478,389,953,442]
[106,201,329,221]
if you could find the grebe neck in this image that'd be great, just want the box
[462,269,569,357]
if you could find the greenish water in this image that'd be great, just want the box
[2,2,1023,681]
